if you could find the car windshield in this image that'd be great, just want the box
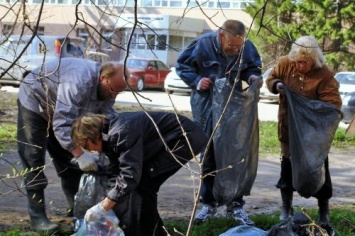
[126,59,148,69]
[335,73,355,85]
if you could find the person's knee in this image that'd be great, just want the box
[25,175,48,191]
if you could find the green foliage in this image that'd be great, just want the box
[245,0,355,71]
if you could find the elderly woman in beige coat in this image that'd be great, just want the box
[266,35,341,236]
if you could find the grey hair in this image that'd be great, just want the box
[220,20,246,38]
[99,61,123,78]
[288,36,325,68]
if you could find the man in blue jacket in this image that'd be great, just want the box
[176,19,262,225]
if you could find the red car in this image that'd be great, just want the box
[124,58,171,91]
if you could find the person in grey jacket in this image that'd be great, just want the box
[176,20,262,225]
[71,112,207,236]
[17,58,126,233]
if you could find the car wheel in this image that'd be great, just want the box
[165,89,173,94]
[136,77,145,91]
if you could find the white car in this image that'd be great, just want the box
[164,67,191,94]
[259,68,279,102]
[334,71,355,99]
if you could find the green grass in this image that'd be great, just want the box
[1,207,354,236]
[163,207,355,236]
[0,122,17,151]
[1,103,355,235]
[2,104,355,153]
[258,121,280,154]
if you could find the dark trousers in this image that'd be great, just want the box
[113,136,206,236]
[17,100,82,191]
[276,156,332,200]
[199,117,243,207]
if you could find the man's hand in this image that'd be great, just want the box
[76,152,98,171]
[199,77,214,91]
[84,202,107,222]
[276,82,285,94]
[249,75,263,88]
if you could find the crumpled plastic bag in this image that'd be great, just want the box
[219,225,267,236]
[212,78,260,205]
[73,153,109,231]
[284,87,342,197]
[74,209,125,236]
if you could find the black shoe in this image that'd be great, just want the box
[323,224,335,236]
[317,224,335,236]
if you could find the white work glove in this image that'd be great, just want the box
[76,152,98,171]
[84,202,107,222]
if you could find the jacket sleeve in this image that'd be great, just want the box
[242,40,262,84]
[106,128,144,202]
[176,39,203,89]
[318,74,342,109]
[266,57,286,94]
[52,79,92,152]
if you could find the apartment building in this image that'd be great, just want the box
[0,0,255,66]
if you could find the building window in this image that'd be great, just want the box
[2,24,13,35]
[141,0,152,6]
[157,34,166,50]
[118,0,135,6]
[36,26,45,35]
[183,37,194,48]
[101,30,113,51]
[137,34,146,50]
[217,0,230,8]
[24,0,254,8]
[78,28,89,47]
[169,0,182,7]
[147,34,155,50]
[232,0,255,9]
[168,35,182,51]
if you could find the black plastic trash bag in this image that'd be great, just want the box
[73,154,109,231]
[219,225,267,236]
[212,78,260,205]
[266,217,298,236]
[284,87,342,198]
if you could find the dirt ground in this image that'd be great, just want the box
[1,146,355,235]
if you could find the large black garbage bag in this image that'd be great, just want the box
[212,79,260,205]
[266,217,298,236]
[284,87,342,198]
